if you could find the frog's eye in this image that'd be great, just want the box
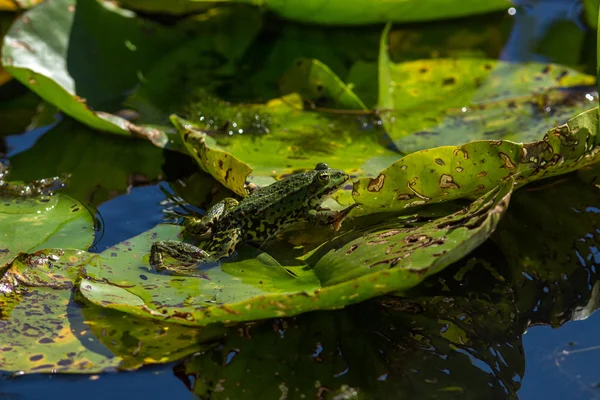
[315,162,329,171]
[316,171,330,185]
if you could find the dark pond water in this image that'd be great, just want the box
[2,0,600,399]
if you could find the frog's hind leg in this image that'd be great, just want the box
[203,225,243,260]
[150,240,211,271]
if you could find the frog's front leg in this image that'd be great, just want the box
[203,225,243,260]
[308,203,360,231]
[150,240,212,272]
[183,198,239,237]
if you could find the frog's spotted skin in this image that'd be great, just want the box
[150,162,358,273]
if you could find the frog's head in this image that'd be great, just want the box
[306,162,349,205]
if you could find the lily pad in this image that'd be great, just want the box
[377,24,597,153]
[0,0,187,146]
[0,250,117,375]
[78,180,510,326]
[0,192,94,271]
[118,0,512,25]
[352,107,600,214]
[175,92,398,180]
[0,249,220,375]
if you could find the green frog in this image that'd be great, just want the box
[150,162,358,272]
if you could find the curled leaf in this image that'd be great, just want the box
[170,114,253,197]
[353,108,600,214]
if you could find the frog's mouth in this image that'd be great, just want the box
[322,174,350,197]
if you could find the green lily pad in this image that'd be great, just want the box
[78,179,510,326]
[118,0,512,25]
[0,192,94,271]
[279,58,368,110]
[0,250,117,375]
[175,92,398,180]
[377,24,597,153]
[0,249,221,375]
[352,107,600,214]
[0,0,187,146]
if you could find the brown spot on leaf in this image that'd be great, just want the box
[442,77,456,86]
[434,158,445,166]
[439,174,459,189]
[477,171,487,177]
[453,149,469,159]
[367,174,385,192]
[555,70,568,82]
[499,153,516,169]
[345,244,359,255]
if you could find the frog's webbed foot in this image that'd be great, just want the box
[150,240,212,272]
[308,203,360,231]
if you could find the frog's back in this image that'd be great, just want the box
[235,173,312,216]
[222,173,312,242]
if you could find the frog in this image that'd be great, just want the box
[149,162,358,273]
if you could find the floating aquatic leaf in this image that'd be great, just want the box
[311,180,512,287]
[353,108,600,214]
[0,249,220,375]
[0,250,117,374]
[377,24,597,154]
[176,92,398,180]
[0,192,93,272]
[78,179,510,326]
[117,0,512,25]
[0,0,186,146]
